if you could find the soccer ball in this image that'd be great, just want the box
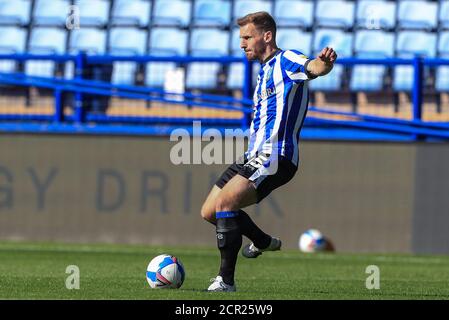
[299,229,327,253]
[146,254,185,289]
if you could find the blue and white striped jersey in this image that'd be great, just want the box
[245,49,314,167]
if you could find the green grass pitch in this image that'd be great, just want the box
[0,241,449,300]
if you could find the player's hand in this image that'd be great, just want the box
[318,47,337,65]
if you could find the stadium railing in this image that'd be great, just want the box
[0,53,448,141]
[0,53,253,131]
[309,57,449,140]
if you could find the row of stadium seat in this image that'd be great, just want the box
[3,26,447,58]
[0,0,449,31]
[1,24,448,91]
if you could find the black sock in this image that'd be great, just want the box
[216,211,242,286]
[237,210,271,250]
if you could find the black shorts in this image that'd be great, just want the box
[215,153,298,203]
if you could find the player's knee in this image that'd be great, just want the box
[200,204,215,222]
[214,196,234,213]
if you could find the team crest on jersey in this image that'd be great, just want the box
[266,66,273,79]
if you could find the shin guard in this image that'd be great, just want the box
[215,211,242,285]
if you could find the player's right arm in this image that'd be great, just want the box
[306,47,337,77]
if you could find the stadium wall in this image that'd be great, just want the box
[0,134,448,254]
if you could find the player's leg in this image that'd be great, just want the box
[201,159,273,246]
[215,173,258,211]
[241,156,297,258]
[208,174,257,291]
[201,160,242,225]
[201,185,272,251]
[204,155,285,291]
[200,185,221,224]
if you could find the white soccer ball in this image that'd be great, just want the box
[299,229,327,253]
[146,254,185,289]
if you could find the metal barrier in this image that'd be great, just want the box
[0,53,448,140]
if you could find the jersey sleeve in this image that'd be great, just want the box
[281,50,317,83]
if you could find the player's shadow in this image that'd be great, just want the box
[181,288,240,294]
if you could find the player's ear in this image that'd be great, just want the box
[264,30,272,43]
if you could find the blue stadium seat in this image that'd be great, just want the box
[145,28,188,87]
[440,1,449,30]
[25,27,67,77]
[111,0,151,27]
[350,53,388,92]
[74,0,110,28]
[435,32,449,92]
[189,28,229,57]
[145,62,182,88]
[350,65,387,91]
[309,64,344,91]
[397,0,438,30]
[393,31,437,91]
[226,62,260,90]
[152,0,191,28]
[186,63,223,89]
[350,31,395,91]
[233,0,273,21]
[230,27,243,56]
[393,66,413,91]
[27,27,67,54]
[0,0,31,26]
[315,0,355,29]
[193,0,231,27]
[186,29,230,89]
[109,28,147,85]
[149,28,188,56]
[69,28,107,55]
[65,28,107,79]
[0,26,26,53]
[355,0,396,30]
[438,32,449,56]
[396,31,437,58]
[277,29,312,56]
[354,30,395,57]
[310,28,352,91]
[436,53,449,92]
[274,0,314,29]
[33,0,70,27]
[0,26,26,72]
[109,28,146,56]
[313,29,353,57]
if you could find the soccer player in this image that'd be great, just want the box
[200,11,337,292]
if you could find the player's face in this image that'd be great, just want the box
[239,23,266,61]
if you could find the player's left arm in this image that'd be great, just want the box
[306,47,337,78]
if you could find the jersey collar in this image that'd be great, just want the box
[261,49,282,66]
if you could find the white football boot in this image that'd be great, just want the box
[207,276,236,292]
[242,237,282,258]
